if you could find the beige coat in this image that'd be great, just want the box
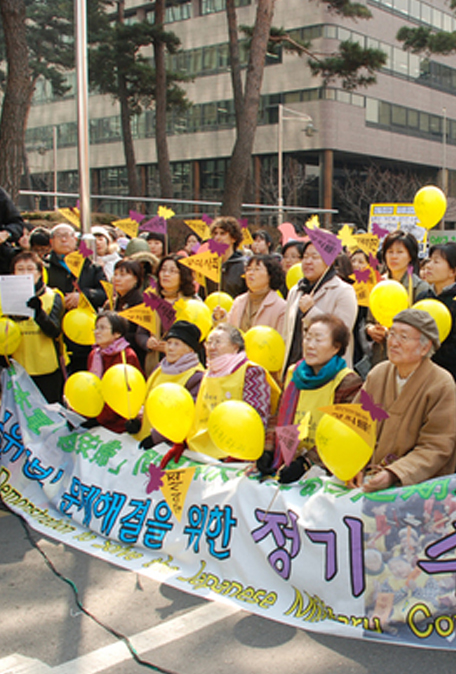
[357,358,456,485]
[282,274,358,375]
[228,289,286,337]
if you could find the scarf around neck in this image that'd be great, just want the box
[90,336,130,378]
[207,351,248,378]
[292,354,346,390]
[160,351,200,375]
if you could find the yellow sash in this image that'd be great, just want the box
[286,366,351,450]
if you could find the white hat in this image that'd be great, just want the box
[91,226,113,242]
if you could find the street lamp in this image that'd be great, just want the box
[277,103,315,226]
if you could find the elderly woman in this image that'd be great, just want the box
[282,240,358,376]
[204,216,247,299]
[257,314,362,483]
[185,324,280,460]
[214,254,286,336]
[139,320,205,451]
[10,251,65,403]
[366,230,430,365]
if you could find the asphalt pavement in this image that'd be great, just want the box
[1,503,456,674]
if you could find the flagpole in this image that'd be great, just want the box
[75,0,91,235]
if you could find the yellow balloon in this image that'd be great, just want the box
[286,263,304,290]
[101,364,146,419]
[413,185,447,230]
[315,414,373,482]
[175,299,212,340]
[244,325,285,371]
[412,299,452,343]
[0,318,21,355]
[63,309,96,345]
[64,371,104,417]
[369,280,409,328]
[204,292,234,313]
[208,400,265,460]
[146,382,195,443]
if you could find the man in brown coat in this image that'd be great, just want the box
[354,309,456,492]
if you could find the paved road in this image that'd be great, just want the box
[1,504,455,674]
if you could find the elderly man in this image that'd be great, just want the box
[355,309,456,493]
[46,223,107,373]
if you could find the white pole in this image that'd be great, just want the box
[278,103,284,226]
[442,107,447,229]
[53,125,58,210]
[74,0,91,234]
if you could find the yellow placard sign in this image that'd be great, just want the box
[318,403,376,449]
[178,251,221,284]
[184,219,211,241]
[101,281,114,309]
[351,233,379,256]
[160,467,195,521]
[158,205,175,220]
[64,251,85,279]
[58,208,80,229]
[112,218,139,239]
[349,269,378,307]
[241,227,254,247]
[119,304,157,332]
[77,292,96,314]
[337,224,357,248]
[305,214,320,230]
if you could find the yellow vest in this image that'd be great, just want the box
[136,363,205,441]
[12,288,60,376]
[145,363,205,397]
[187,361,281,459]
[285,365,351,451]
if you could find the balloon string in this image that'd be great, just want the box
[121,350,133,420]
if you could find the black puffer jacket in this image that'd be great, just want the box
[204,250,247,299]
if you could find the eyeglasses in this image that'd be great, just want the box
[387,330,421,345]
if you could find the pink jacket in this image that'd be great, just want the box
[228,289,286,337]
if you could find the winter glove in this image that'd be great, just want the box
[278,455,311,484]
[256,450,275,476]
[125,418,142,435]
[139,435,154,450]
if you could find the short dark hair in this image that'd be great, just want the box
[157,254,195,297]
[246,254,285,291]
[30,227,51,247]
[281,241,305,258]
[253,229,273,251]
[306,313,350,357]
[210,216,243,250]
[113,259,143,288]
[429,242,456,271]
[11,251,43,275]
[96,310,128,337]
[382,230,419,272]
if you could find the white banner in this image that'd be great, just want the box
[1,363,456,650]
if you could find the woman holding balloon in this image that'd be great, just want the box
[366,231,430,366]
[257,314,363,483]
[86,311,143,434]
[139,320,205,450]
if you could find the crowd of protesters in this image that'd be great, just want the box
[1,185,456,494]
